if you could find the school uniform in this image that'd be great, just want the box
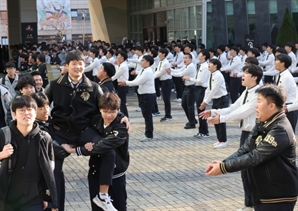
[84,57,101,82]
[259,53,275,83]
[154,58,173,119]
[203,70,229,142]
[1,74,18,97]
[190,61,210,135]
[166,52,174,63]
[171,63,196,127]
[171,51,184,99]
[288,51,297,74]
[36,63,48,87]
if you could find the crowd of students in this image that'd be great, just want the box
[0,37,298,211]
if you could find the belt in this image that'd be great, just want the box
[213,94,228,100]
[160,79,172,82]
[286,103,293,105]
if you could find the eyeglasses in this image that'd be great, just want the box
[16,107,34,114]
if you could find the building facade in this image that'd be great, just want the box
[128,0,298,48]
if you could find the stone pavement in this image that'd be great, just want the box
[63,89,298,211]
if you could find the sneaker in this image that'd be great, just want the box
[135,107,141,112]
[157,96,162,100]
[194,133,209,138]
[213,141,220,146]
[160,117,172,122]
[237,207,254,211]
[176,98,182,103]
[214,142,227,149]
[140,136,153,142]
[172,98,178,102]
[92,194,117,211]
[171,89,175,93]
[155,110,160,115]
[184,125,196,129]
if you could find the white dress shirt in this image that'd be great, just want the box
[99,55,107,67]
[84,57,101,76]
[275,69,297,104]
[128,55,143,74]
[112,61,129,81]
[240,54,247,66]
[218,52,229,67]
[172,51,184,68]
[154,59,172,81]
[106,57,115,64]
[84,55,93,67]
[288,51,297,73]
[211,85,260,131]
[220,55,242,77]
[166,52,174,63]
[126,66,155,94]
[203,70,227,104]
[171,63,196,86]
[259,53,275,72]
[190,61,210,87]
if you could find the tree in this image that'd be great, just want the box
[276,8,298,46]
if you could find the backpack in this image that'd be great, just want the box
[0,126,11,170]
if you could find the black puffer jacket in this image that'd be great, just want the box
[220,111,298,203]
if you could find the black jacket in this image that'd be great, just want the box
[76,114,129,177]
[45,73,103,135]
[99,78,115,93]
[0,121,58,210]
[36,63,48,87]
[220,111,298,203]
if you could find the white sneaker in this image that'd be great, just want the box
[93,194,117,211]
[140,136,153,142]
[214,142,227,149]
[135,107,141,112]
[176,98,182,103]
[237,207,254,211]
[172,98,178,102]
[213,141,220,146]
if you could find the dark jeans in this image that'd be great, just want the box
[117,86,129,117]
[160,79,173,118]
[195,86,209,134]
[140,93,156,138]
[155,78,161,97]
[182,85,196,125]
[212,95,229,142]
[221,71,230,92]
[4,201,43,211]
[254,201,296,211]
[286,110,298,133]
[240,131,254,207]
[264,76,274,83]
[173,76,184,99]
[89,174,127,211]
[229,77,241,103]
[53,127,100,211]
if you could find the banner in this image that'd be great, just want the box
[37,0,71,32]
[21,23,38,45]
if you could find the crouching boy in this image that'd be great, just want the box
[0,95,58,211]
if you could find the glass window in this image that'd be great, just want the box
[174,0,180,5]
[189,6,196,29]
[247,0,256,34]
[71,10,78,20]
[226,1,235,45]
[161,0,167,7]
[154,0,160,8]
[167,0,174,6]
[133,15,138,32]
[196,5,202,28]
[167,10,174,30]
[180,0,187,3]
[174,8,181,30]
[180,7,188,29]
[174,31,180,40]
[292,0,298,35]
[180,30,189,43]
[206,2,214,48]
[269,0,278,44]
[168,32,174,42]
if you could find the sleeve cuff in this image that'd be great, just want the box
[220,162,228,174]
[76,147,82,156]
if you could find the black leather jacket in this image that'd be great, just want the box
[220,111,298,203]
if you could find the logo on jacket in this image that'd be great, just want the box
[264,134,277,147]
[113,130,118,136]
[81,92,90,101]
[255,135,262,146]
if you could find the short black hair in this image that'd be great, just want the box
[31,92,49,107]
[255,84,286,109]
[262,42,269,48]
[65,50,85,64]
[275,47,287,55]
[143,55,154,66]
[89,48,99,57]
[107,49,114,56]
[115,50,128,60]
[174,44,183,50]
[217,45,225,53]
[11,95,37,112]
[208,48,216,54]
[245,57,259,65]
[209,58,222,70]
[230,46,239,54]
[200,49,210,61]
[102,62,116,78]
[185,43,194,51]
[242,64,263,84]
[198,44,205,49]
[31,71,43,78]
[20,53,28,61]
[98,92,120,110]
[101,48,107,55]
[268,44,276,50]
[247,48,260,57]
[285,42,294,49]
[135,46,144,52]
[5,61,16,69]
[275,53,292,69]
[150,49,158,58]
[240,46,248,54]
[165,46,172,52]
[16,75,36,90]
[37,54,46,63]
[158,48,168,57]
[184,53,192,59]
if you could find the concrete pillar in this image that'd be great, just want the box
[255,0,271,44]
[88,0,110,43]
[233,0,248,45]
[211,0,227,48]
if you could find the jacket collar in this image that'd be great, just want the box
[99,78,112,86]
[10,120,40,138]
[57,73,93,89]
[263,111,285,128]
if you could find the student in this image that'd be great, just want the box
[274,53,298,132]
[31,71,45,93]
[112,50,129,117]
[200,64,263,210]
[1,62,18,97]
[19,53,29,72]
[84,48,101,82]
[36,54,48,87]
[284,42,297,74]
[106,49,116,64]
[119,55,156,142]
[220,46,242,103]
[154,48,173,122]
[15,75,36,96]
[171,44,184,102]
[0,84,11,127]
[206,84,298,211]
[0,95,58,211]
[171,53,196,129]
[98,62,116,93]
[62,92,129,211]
[259,44,275,83]
[199,59,229,148]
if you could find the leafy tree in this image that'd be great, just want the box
[276,8,298,46]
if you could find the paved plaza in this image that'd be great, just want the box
[63,89,298,211]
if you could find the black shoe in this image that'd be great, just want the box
[184,125,196,129]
